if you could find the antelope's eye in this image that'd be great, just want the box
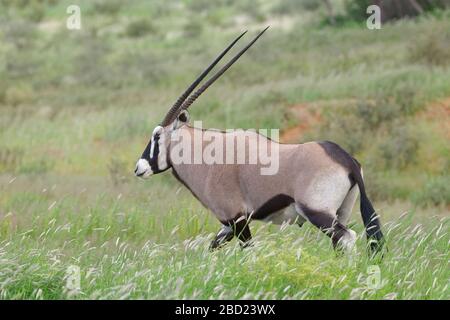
[178,112,188,122]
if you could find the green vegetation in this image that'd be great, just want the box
[0,0,449,299]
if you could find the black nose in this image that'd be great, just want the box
[134,167,138,174]
[136,171,144,177]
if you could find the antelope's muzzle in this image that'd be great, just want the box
[134,158,151,178]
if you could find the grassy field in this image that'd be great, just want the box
[0,0,449,299]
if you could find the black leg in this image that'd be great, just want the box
[210,218,253,251]
[233,219,252,248]
[297,217,306,228]
[209,225,234,250]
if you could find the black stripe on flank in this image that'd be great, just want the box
[251,194,294,220]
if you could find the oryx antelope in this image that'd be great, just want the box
[135,28,384,254]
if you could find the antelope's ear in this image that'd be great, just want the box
[177,110,190,123]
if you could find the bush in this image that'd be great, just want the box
[0,147,24,173]
[73,34,111,85]
[355,84,421,130]
[379,123,419,169]
[409,30,450,66]
[316,109,366,155]
[186,0,233,13]
[4,84,35,106]
[182,20,203,38]
[2,20,37,49]
[389,83,422,116]
[93,0,122,15]
[412,176,450,206]
[363,171,393,201]
[272,0,321,15]
[0,0,58,22]
[125,19,155,38]
[355,98,401,130]
[343,0,372,21]
[315,88,421,158]
[344,0,450,22]
[25,1,45,23]
[316,97,402,155]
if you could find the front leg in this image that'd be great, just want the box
[209,218,253,251]
[234,218,252,248]
[209,225,234,250]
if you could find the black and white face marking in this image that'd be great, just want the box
[135,111,189,179]
[134,125,169,178]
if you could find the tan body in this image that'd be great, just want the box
[167,125,362,251]
[172,126,354,223]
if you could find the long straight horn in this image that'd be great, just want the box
[179,26,269,112]
[160,30,248,127]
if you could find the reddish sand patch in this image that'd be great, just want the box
[280,125,308,144]
[280,99,355,143]
[281,97,450,143]
[280,103,321,143]
[419,97,450,139]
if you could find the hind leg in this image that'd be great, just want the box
[297,204,356,252]
[335,185,359,252]
[297,216,306,228]
[336,184,359,225]
[295,170,357,251]
[294,207,307,228]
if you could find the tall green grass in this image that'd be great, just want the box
[0,188,448,299]
[0,0,449,299]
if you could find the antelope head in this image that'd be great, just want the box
[134,27,269,178]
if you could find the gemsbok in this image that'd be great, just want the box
[134,27,384,255]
